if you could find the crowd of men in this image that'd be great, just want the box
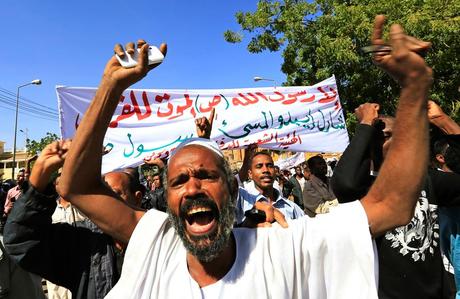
[0,14,459,299]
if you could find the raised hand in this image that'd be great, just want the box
[427,100,445,122]
[371,15,432,87]
[143,156,165,170]
[427,100,460,134]
[30,139,72,192]
[37,139,72,173]
[195,108,215,139]
[355,103,380,125]
[104,40,167,92]
[240,201,288,228]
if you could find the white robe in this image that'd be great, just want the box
[106,201,378,299]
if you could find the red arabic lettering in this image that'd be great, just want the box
[334,100,341,110]
[168,94,196,120]
[200,95,221,112]
[318,86,337,103]
[268,91,285,103]
[109,91,152,128]
[231,90,316,107]
[279,130,302,148]
[232,93,259,106]
[156,93,173,117]
[255,92,268,101]
[295,90,315,103]
[134,91,152,121]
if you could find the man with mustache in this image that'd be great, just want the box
[236,151,305,224]
[57,15,432,298]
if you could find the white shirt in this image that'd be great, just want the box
[242,179,281,194]
[106,201,378,299]
[296,176,306,192]
[51,200,86,224]
[236,187,305,224]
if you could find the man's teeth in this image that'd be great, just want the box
[187,207,212,216]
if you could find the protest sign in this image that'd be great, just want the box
[57,76,349,173]
[275,152,306,170]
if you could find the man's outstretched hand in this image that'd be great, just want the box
[195,108,215,139]
[30,139,72,192]
[104,40,167,93]
[355,103,380,126]
[371,15,432,87]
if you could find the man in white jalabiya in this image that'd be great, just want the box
[57,15,433,298]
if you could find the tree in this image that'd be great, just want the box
[225,0,460,125]
[26,132,60,156]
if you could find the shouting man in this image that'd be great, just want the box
[57,15,432,298]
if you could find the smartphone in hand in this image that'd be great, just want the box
[116,46,164,68]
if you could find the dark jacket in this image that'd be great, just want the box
[141,187,166,212]
[331,123,456,299]
[302,174,335,217]
[3,184,119,299]
[288,176,304,210]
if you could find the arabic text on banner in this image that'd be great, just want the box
[56,76,349,173]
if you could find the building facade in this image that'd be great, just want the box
[0,141,32,180]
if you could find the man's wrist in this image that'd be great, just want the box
[99,75,125,96]
[429,113,448,125]
[401,70,433,89]
[29,161,54,192]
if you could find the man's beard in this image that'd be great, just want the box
[167,196,235,262]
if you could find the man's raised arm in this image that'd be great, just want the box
[360,16,432,236]
[57,40,167,244]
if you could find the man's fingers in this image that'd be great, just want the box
[253,201,274,223]
[208,108,215,128]
[136,44,150,70]
[137,39,147,48]
[114,43,125,58]
[125,42,135,55]
[159,43,168,57]
[406,35,431,48]
[274,209,288,228]
[390,24,408,61]
[372,15,386,45]
[147,43,168,71]
[406,35,431,55]
[371,15,387,64]
[62,139,72,150]
[60,151,69,160]
[195,117,204,128]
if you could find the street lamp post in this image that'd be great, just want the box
[253,76,278,87]
[12,79,41,180]
[19,128,29,150]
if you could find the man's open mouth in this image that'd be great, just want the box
[181,198,219,236]
[260,175,273,183]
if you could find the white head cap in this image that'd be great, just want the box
[168,138,223,165]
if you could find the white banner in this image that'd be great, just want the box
[275,152,306,170]
[57,76,349,173]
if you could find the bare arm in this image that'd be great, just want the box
[360,16,432,236]
[58,40,167,244]
[238,144,257,183]
[428,100,460,134]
